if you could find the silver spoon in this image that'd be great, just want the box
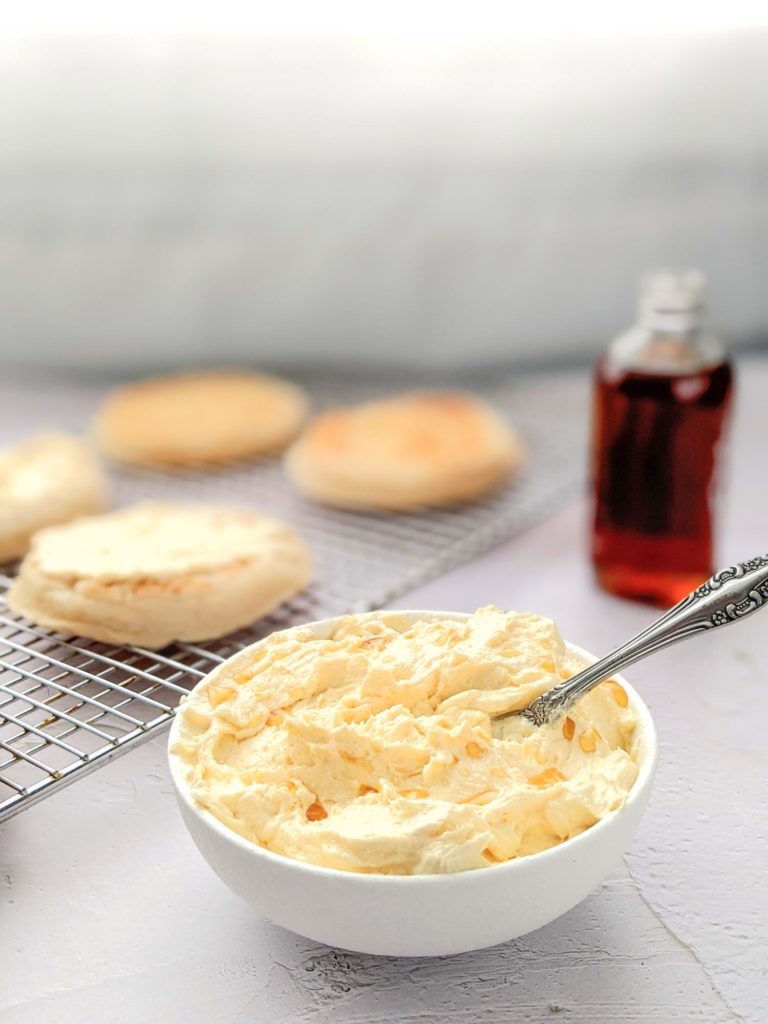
[494,555,768,727]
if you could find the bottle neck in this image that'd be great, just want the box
[606,320,724,375]
[638,307,704,334]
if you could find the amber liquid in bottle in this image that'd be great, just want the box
[592,356,733,606]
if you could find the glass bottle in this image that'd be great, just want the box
[591,270,734,606]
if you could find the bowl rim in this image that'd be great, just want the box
[168,609,658,886]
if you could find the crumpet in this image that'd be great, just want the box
[94,371,308,467]
[7,503,312,648]
[0,433,108,562]
[285,391,524,510]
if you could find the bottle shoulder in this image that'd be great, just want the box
[603,325,727,376]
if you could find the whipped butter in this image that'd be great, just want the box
[172,608,639,874]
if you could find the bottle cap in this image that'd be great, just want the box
[637,269,706,331]
[639,269,705,317]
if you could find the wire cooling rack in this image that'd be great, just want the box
[0,373,587,821]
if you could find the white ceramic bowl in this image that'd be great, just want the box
[168,611,657,957]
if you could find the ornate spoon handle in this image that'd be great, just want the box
[505,555,768,727]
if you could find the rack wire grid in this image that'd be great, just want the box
[0,373,587,821]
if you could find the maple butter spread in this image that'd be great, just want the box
[172,608,639,874]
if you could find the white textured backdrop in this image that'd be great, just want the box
[1,31,767,370]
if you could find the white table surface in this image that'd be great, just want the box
[2,365,766,1024]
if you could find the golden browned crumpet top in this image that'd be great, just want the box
[94,371,308,467]
[285,391,525,510]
